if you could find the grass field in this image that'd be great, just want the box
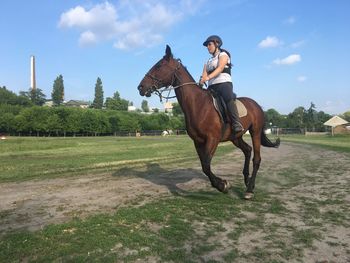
[0,134,349,262]
[279,134,350,153]
[0,136,233,183]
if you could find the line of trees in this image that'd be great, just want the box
[2,73,134,110]
[1,85,349,136]
[0,84,186,136]
[0,104,186,136]
[263,102,344,132]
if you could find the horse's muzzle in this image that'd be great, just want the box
[137,85,145,96]
[137,85,152,97]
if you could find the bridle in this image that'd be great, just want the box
[144,59,198,102]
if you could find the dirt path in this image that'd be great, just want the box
[1,141,349,262]
[0,161,208,233]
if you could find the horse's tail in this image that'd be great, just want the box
[261,130,280,148]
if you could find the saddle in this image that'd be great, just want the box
[209,89,247,123]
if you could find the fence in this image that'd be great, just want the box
[1,130,188,138]
[271,128,305,135]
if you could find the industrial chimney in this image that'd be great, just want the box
[30,55,36,90]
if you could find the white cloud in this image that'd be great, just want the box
[258,36,282,48]
[113,32,163,50]
[79,31,98,46]
[58,0,201,50]
[273,54,301,65]
[297,75,307,82]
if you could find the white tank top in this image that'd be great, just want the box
[206,51,232,86]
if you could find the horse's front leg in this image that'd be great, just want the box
[194,140,229,193]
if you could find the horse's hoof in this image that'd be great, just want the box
[244,192,254,200]
[222,180,229,193]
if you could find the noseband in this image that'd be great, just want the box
[144,60,198,101]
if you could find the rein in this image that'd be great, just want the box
[146,59,199,102]
[154,82,199,101]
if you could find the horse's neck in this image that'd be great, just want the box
[174,64,209,118]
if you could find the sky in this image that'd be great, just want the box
[0,0,349,115]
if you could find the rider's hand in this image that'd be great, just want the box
[199,76,209,85]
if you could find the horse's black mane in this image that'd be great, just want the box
[176,58,197,83]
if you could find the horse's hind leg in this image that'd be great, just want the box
[194,140,229,193]
[232,137,252,187]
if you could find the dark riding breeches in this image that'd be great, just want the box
[208,82,236,103]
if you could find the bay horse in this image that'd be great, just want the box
[137,45,280,199]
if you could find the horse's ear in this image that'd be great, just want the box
[165,45,173,60]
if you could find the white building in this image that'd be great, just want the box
[128,105,136,112]
[163,101,174,113]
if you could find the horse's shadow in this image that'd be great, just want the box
[112,162,246,199]
[112,163,206,195]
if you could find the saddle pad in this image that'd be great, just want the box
[212,97,247,118]
[236,99,247,117]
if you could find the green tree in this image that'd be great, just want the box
[287,106,306,128]
[52,107,71,137]
[92,77,104,109]
[95,111,111,134]
[51,75,64,106]
[0,86,32,106]
[0,112,15,133]
[0,104,24,116]
[14,114,27,135]
[81,110,98,135]
[106,111,121,135]
[46,114,62,136]
[264,108,284,127]
[20,88,46,106]
[118,113,140,131]
[306,102,317,131]
[19,107,50,136]
[141,100,150,112]
[172,102,183,116]
[342,111,350,122]
[66,108,83,136]
[315,111,332,131]
[140,113,170,130]
[170,116,185,130]
[105,91,129,111]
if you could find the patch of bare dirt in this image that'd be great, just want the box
[0,166,207,233]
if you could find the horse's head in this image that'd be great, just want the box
[138,45,179,97]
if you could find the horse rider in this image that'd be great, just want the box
[199,35,243,134]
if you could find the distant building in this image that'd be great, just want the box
[43,100,54,107]
[324,115,349,135]
[65,100,90,108]
[128,105,136,112]
[163,102,173,113]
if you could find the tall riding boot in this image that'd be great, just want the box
[227,99,243,133]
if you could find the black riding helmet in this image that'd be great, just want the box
[203,35,223,47]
